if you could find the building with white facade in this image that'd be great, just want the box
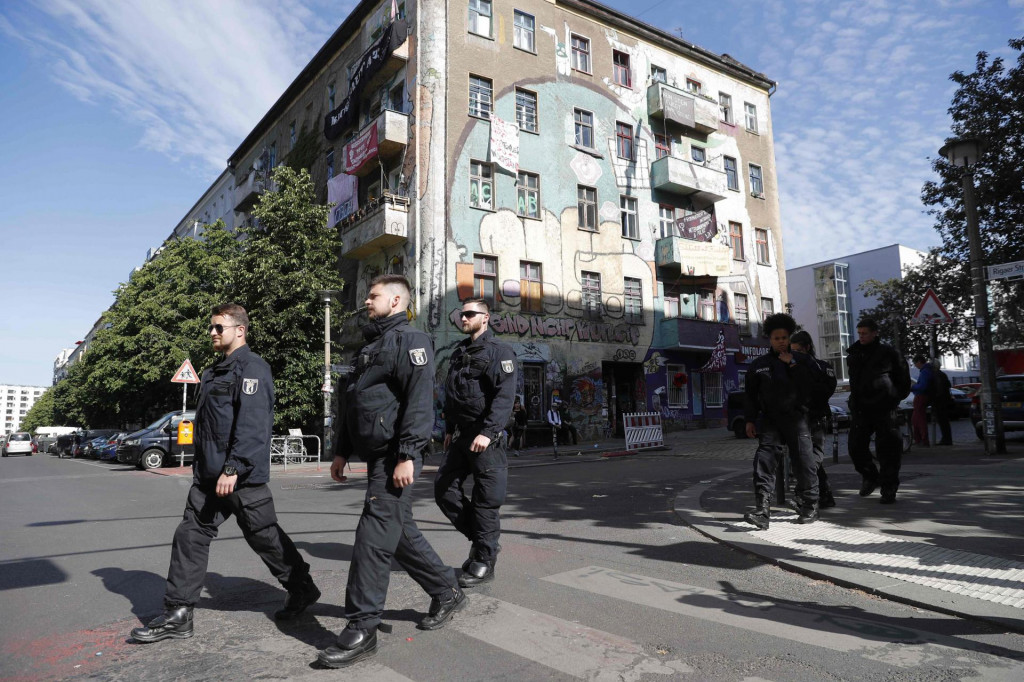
[2,384,47,435]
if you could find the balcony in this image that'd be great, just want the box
[343,109,410,178]
[233,169,275,213]
[650,156,728,203]
[339,192,410,259]
[658,317,743,352]
[647,82,719,134]
[655,236,731,278]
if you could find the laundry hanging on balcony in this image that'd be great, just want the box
[489,115,519,173]
[699,329,728,372]
[327,173,358,227]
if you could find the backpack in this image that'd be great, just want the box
[930,367,952,405]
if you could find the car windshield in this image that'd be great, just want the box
[1000,379,1024,393]
[10,434,30,441]
[143,413,174,431]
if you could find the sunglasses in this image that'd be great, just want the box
[459,311,486,319]
[208,324,240,334]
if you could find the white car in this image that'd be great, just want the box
[2,432,34,457]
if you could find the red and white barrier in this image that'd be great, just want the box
[622,412,664,450]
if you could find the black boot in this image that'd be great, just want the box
[859,478,879,497]
[797,502,819,524]
[131,606,194,643]
[316,626,378,668]
[459,560,495,587]
[418,587,468,630]
[744,495,771,530]
[275,576,321,620]
[880,488,897,504]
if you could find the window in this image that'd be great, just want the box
[667,364,688,407]
[474,254,497,307]
[651,64,667,83]
[515,88,538,133]
[581,271,602,319]
[658,205,675,238]
[749,163,764,197]
[513,10,535,52]
[517,171,540,219]
[574,109,594,148]
[520,261,543,313]
[755,228,770,264]
[269,142,277,169]
[523,363,545,420]
[613,50,631,87]
[685,78,702,94]
[654,133,671,160]
[469,75,493,118]
[615,121,634,160]
[744,102,758,132]
[326,149,335,180]
[734,294,749,335]
[690,146,705,165]
[577,185,597,231]
[620,195,638,239]
[389,83,405,112]
[664,295,680,320]
[470,160,493,209]
[289,122,296,149]
[704,372,724,407]
[724,156,739,191]
[571,34,591,73]
[468,0,492,37]
[719,92,733,123]
[624,277,642,322]
[328,82,336,109]
[700,289,715,320]
[729,221,744,260]
[761,298,775,317]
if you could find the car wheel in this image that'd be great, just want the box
[141,449,165,470]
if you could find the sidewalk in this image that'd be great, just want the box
[673,437,1024,634]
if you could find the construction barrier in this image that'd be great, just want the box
[623,412,664,450]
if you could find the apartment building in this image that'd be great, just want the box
[226,0,786,435]
[2,384,46,435]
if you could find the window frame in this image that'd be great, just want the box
[624,276,643,323]
[469,159,494,210]
[734,293,749,335]
[620,195,639,240]
[581,270,602,320]
[570,33,592,74]
[612,49,632,88]
[328,82,336,109]
[469,74,493,119]
[658,204,675,239]
[719,92,733,124]
[729,221,744,261]
[515,87,539,134]
[468,0,493,38]
[748,163,764,197]
[760,297,775,317]
[704,372,724,407]
[690,145,706,165]
[516,170,541,220]
[654,133,671,160]
[666,364,689,408]
[473,254,498,308]
[685,78,702,94]
[724,156,739,191]
[755,228,770,264]
[573,108,595,149]
[650,64,667,83]
[615,121,634,161]
[326,149,335,180]
[577,184,598,231]
[520,260,543,313]
[744,101,758,133]
[513,10,536,53]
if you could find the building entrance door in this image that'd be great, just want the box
[602,361,645,437]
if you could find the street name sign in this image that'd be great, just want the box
[988,260,1024,281]
[908,288,953,326]
[171,359,201,384]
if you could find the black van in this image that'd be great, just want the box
[116,410,196,470]
[726,391,748,438]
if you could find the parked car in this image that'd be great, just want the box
[95,433,124,461]
[2,432,34,457]
[117,410,196,470]
[949,388,972,420]
[70,429,122,458]
[954,383,981,398]
[54,432,78,458]
[971,374,1024,440]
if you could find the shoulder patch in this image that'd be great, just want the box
[501,359,515,374]
[409,348,428,366]
[242,378,259,395]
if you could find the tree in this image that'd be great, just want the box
[232,166,346,432]
[922,36,1024,349]
[20,387,56,433]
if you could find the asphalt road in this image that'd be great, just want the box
[2,448,1024,681]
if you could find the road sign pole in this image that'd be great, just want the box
[182,383,187,413]
[929,327,938,445]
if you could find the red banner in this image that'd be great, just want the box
[343,122,379,173]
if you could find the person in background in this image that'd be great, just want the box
[546,399,562,459]
[510,395,528,455]
[558,401,579,446]
[910,355,934,447]
[930,362,954,446]
[789,331,838,509]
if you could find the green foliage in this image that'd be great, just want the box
[284,127,323,174]
[922,36,1024,348]
[20,387,56,434]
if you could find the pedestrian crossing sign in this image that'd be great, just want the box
[908,288,952,326]
[171,359,201,384]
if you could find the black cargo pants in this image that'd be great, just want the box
[848,407,902,493]
[344,456,458,630]
[165,483,309,608]
[753,417,818,506]
[434,432,508,563]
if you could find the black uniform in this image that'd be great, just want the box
[806,356,838,503]
[436,328,516,565]
[336,312,458,631]
[164,344,310,608]
[847,338,910,497]
[744,350,823,508]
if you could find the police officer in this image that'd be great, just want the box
[436,297,516,587]
[317,275,463,669]
[789,330,838,508]
[847,318,911,504]
[131,303,316,644]
[743,313,825,529]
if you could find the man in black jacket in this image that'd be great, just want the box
[743,313,828,528]
[317,275,463,669]
[789,330,838,508]
[846,318,911,504]
[436,298,517,587]
[131,303,315,644]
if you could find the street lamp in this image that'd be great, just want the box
[319,289,342,461]
[937,137,1005,454]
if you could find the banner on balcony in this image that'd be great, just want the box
[344,123,379,174]
[661,88,695,129]
[489,115,519,173]
[327,173,359,227]
[699,329,728,373]
[677,209,716,242]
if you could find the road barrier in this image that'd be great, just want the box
[622,412,664,450]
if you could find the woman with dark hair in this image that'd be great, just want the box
[789,330,838,508]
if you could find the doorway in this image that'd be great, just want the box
[602,361,645,437]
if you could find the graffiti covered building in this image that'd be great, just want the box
[226,0,786,439]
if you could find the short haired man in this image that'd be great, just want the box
[847,318,911,504]
[789,330,838,508]
[910,355,934,447]
[318,276,463,668]
[131,304,317,643]
[742,313,827,528]
[436,298,517,587]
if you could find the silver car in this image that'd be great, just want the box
[2,432,34,457]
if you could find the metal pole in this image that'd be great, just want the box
[323,297,332,462]
[929,327,938,445]
[182,383,187,413]
[963,168,1006,454]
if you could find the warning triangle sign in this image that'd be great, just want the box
[171,359,201,384]
[908,288,953,326]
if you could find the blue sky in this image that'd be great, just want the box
[1,0,1021,387]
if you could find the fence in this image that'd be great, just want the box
[270,433,321,471]
[622,412,664,450]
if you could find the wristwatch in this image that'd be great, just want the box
[223,465,238,477]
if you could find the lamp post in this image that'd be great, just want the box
[319,289,342,461]
[938,137,1005,454]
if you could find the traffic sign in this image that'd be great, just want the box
[988,259,1024,281]
[171,359,201,384]
[908,288,953,326]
